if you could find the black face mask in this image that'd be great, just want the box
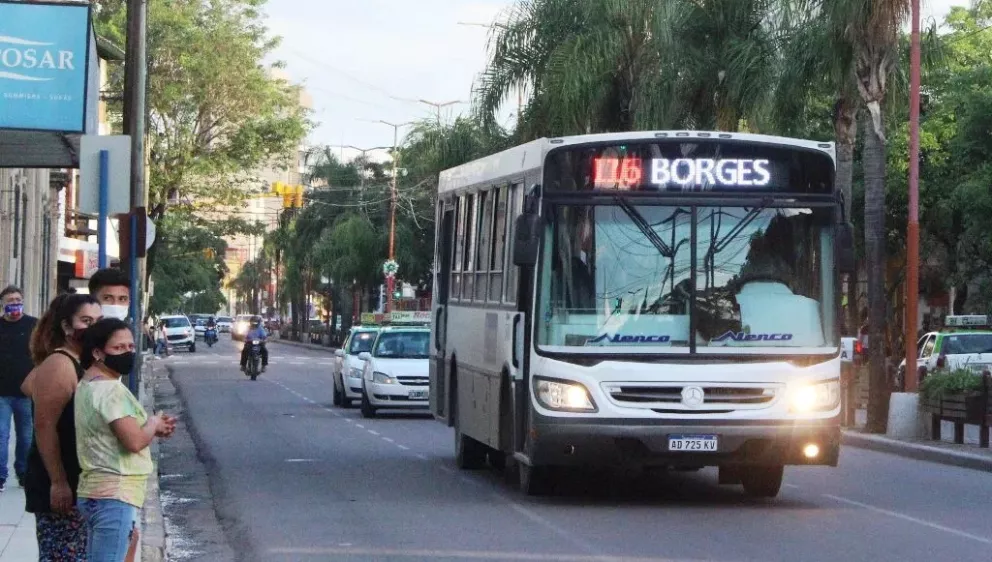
[102,352,135,376]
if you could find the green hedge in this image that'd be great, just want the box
[921,368,984,401]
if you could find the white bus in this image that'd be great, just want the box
[429,131,854,497]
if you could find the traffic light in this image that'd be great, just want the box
[393,290,401,300]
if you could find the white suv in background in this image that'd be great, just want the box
[332,327,380,407]
[358,327,430,418]
[160,315,196,353]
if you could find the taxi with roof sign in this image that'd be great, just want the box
[333,325,381,407]
[898,315,992,387]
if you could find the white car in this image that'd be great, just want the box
[358,327,430,418]
[332,327,380,407]
[193,318,207,339]
[232,314,254,341]
[160,315,196,352]
[216,316,233,333]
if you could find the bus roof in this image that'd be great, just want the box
[438,131,836,196]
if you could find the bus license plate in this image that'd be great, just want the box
[668,435,718,452]
[408,389,428,400]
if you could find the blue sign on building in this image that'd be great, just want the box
[0,1,92,133]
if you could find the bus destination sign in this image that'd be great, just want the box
[593,157,772,191]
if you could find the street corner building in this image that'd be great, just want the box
[1,0,126,315]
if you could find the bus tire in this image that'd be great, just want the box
[740,465,784,498]
[454,403,486,470]
[518,463,553,496]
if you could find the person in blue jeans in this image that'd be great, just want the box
[0,286,36,491]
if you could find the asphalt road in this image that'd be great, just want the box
[159,338,992,562]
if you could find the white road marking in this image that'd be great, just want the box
[397,445,409,451]
[368,430,380,436]
[382,437,394,443]
[355,424,365,429]
[285,458,315,463]
[823,494,992,545]
[416,454,427,460]
[267,547,685,561]
[783,483,800,489]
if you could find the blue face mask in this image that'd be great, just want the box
[3,303,23,318]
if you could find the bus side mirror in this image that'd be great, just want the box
[513,213,541,267]
[837,222,855,274]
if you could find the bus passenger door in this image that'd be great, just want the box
[430,205,455,423]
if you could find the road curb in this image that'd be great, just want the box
[140,359,167,562]
[842,430,992,473]
[270,338,336,353]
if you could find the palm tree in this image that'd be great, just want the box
[830,0,910,433]
[475,0,786,137]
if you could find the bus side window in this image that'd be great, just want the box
[489,186,508,302]
[464,193,478,301]
[452,196,466,300]
[504,183,524,304]
[475,190,493,301]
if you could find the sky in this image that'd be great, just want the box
[262,0,971,162]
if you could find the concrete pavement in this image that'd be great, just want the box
[159,338,992,562]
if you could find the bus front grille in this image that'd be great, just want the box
[603,383,779,411]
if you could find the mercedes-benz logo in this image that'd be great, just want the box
[681,386,705,408]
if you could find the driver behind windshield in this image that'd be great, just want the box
[240,318,268,372]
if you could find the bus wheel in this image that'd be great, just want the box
[518,463,553,496]
[487,450,506,470]
[454,418,486,470]
[740,465,784,498]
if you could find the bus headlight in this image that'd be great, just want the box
[373,372,397,385]
[789,379,840,413]
[534,377,596,412]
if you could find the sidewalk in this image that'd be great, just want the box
[843,408,992,472]
[0,442,36,560]
[269,336,337,354]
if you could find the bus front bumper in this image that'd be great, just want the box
[528,416,840,468]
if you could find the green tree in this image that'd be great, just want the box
[148,214,228,314]
[94,0,309,218]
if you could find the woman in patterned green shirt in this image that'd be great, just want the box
[75,318,176,561]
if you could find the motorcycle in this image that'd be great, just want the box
[205,327,218,347]
[245,339,263,381]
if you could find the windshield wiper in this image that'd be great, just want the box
[614,195,674,257]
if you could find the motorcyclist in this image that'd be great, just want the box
[240,316,268,373]
[205,316,218,344]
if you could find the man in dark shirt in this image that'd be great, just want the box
[0,285,36,491]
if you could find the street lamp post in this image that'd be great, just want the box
[419,99,465,121]
[328,145,390,188]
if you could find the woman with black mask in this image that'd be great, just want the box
[21,293,102,560]
[74,318,175,561]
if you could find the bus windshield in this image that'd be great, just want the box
[535,202,837,354]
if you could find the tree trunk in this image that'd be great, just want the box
[953,283,968,314]
[835,98,859,333]
[863,119,890,434]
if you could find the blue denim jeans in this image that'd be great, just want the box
[0,396,32,481]
[77,498,137,562]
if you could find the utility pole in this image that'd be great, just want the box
[122,0,148,394]
[905,0,921,393]
[360,120,413,313]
